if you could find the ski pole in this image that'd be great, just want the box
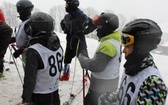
[70,40,80,94]
[8,46,23,84]
[10,43,25,67]
[85,69,90,81]
[83,68,85,105]
[8,46,13,64]
[11,27,26,67]
[8,28,16,63]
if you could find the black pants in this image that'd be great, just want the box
[0,59,4,73]
[84,89,101,105]
[32,90,60,105]
[64,35,87,64]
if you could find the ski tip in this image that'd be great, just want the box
[5,68,10,71]
[9,61,14,64]
[70,93,75,97]
[63,102,69,105]
[63,93,76,105]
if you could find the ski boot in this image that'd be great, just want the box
[60,64,70,81]
[0,72,4,78]
[0,61,4,78]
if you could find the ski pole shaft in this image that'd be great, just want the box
[71,40,80,93]
[11,43,17,51]
[8,46,23,84]
[85,70,90,81]
[83,68,85,105]
[10,44,25,67]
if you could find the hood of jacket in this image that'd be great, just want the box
[29,32,61,51]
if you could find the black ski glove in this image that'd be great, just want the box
[98,91,119,105]
[81,18,97,35]
[78,50,90,69]
[60,18,70,34]
[9,37,16,44]
[13,48,24,58]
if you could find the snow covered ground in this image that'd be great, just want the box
[0,32,168,105]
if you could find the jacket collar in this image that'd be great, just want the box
[69,8,82,18]
[99,30,121,42]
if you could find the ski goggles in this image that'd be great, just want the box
[121,33,134,46]
[92,15,107,25]
[92,15,107,29]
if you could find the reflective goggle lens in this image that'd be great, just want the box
[121,33,134,46]
[92,15,106,25]
[93,15,99,24]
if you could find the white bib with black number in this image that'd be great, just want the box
[30,44,63,94]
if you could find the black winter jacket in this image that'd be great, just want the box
[60,8,96,53]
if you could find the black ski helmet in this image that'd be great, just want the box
[122,19,162,54]
[25,12,55,37]
[95,12,119,39]
[16,0,34,14]
[65,0,79,12]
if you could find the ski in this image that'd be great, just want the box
[63,76,89,105]
[5,68,10,71]
[63,70,90,105]
[63,87,83,105]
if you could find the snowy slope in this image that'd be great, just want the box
[0,32,167,105]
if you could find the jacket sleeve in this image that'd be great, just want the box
[88,52,112,72]
[82,17,97,35]
[78,41,117,72]
[78,51,111,72]
[74,13,97,36]
[60,14,71,34]
[136,75,167,104]
[0,21,12,58]
[22,48,44,102]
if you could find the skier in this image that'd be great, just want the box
[98,19,168,105]
[0,9,13,77]
[10,0,34,69]
[78,12,122,105]
[16,12,63,105]
[60,0,97,81]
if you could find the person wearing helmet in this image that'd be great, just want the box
[78,12,122,105]
[0,9,13,78]
[10,0,34,69]
[98,19,168,105]
[16,12,63,105]
[60,0,97,81]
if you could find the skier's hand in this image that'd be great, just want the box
[13,48,24,58]
[60,19,70,34]
[60,21,66,33]
[9,37,16,44]
[98,91,119,105]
